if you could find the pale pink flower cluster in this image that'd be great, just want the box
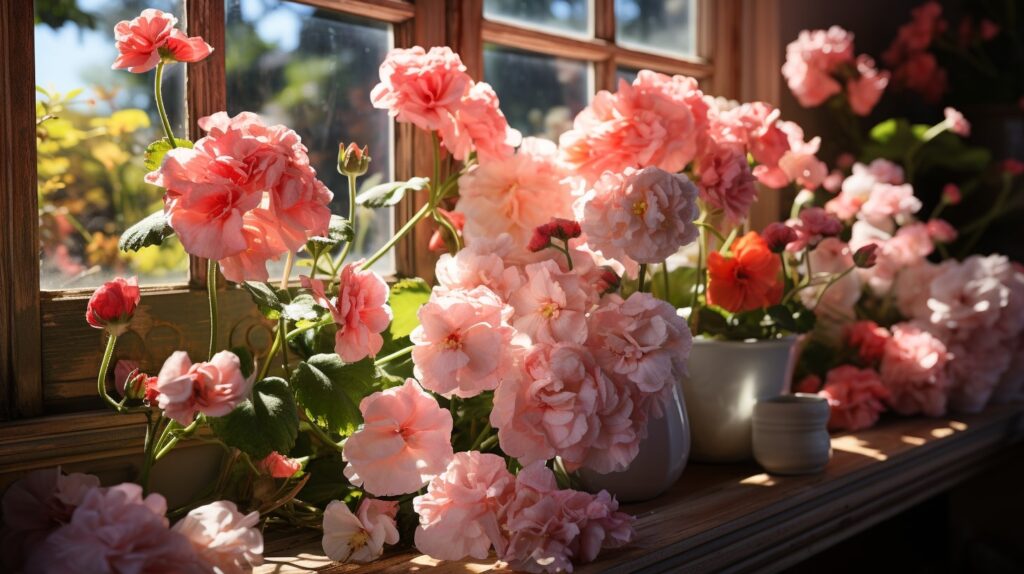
[782,26,889,115]
[819,365,890,431]
[879,323,951,417]
[883,1,948,103]
[580,167,700,267]
[322,499,399,564]
[156,350,252,425]
[559,71,708,182]
[371,46,520,163]
[706,101,827,191]
[456,137,574,250]
[1,469,262,573]
[343,379,454,496]
[148,112,333,282]
[892,255,1024,413]
[304,261,392,363]
[413,453,633,573]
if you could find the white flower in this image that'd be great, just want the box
[322,499,399,564]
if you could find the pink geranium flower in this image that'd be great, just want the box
[510,260,592,345]
[172,501,263,573]
[786,207,843,252]
[819,365,890,431]
[782,26,855,107]
[111,9,212,73]
[322,499,399,564]
[86,277,141,336]
[456,137,574,250]
[411,286,516,397]
[26,483,197,573]
[258,452,302,479]
[439,81,521,163]
[371,46,471,134]
[155,351,252,425]
[696,141,758,222]
[846,55,889,116]
[845,320,891,364]
[581,167,700,266]
[343,379,454,496]
[434,238,524,302]
[413,451,517,561]
[943,107,970,137]
[304,262,392,363]
[879,323,951,417]
[0,468,100,571]
[926,255,1008,333]
[559,72,708,182]
[491,343,614,471]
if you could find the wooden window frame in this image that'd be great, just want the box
[0,0,745,477]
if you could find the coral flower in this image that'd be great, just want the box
[322,499,399,564]
[439,81,521,163]
[510,260,592,345]
[782,26,855,107]
[413,452,517,561]
[155,351,252,425]
[111,9,212,73]
[879,323,951,417]
[846,55,889,116]
[258,452,302,479]
[411,286,516,397]
[370,46,471,134]
[433,239,523,302]
[343,379,454,496]
[304,262,392,363]
[86,277,141,336]
[819,365,890,431]
[172,501,263,573]
[706,232,784,313]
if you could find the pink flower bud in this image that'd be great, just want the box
[941,183,961,205]
[926,219,958,243]
[595,266,622,295]
[86,277,141,336]
[338,142,371,176]
[853,244,879,268]
[762,222,799,253]
[943,107,970,137]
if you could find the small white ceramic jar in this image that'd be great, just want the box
[752,394,832,475]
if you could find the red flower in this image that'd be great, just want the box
[528,218,583,252]
[86,277,141,335]
[762,222,798,253]
[706,232,783,313]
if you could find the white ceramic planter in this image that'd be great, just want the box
[680,336,798,463]
[578,381,690,503]
[752,394,831,475]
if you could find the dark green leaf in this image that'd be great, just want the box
[696,306,731,337]
[388,278,430,339]
[297,452,350,506]
[118,210,174,252]
[282,293,320,322]
[231,346,255,379]
[242,281,283,319]
[144,137,193,171]
[766,305,798,332]
[290,354,377,435]
[650,267,698,309]
[208,377,299,459]
[356,177,429,208]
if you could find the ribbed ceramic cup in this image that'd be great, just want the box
[752,393,831,475]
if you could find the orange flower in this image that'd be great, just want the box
[706,231,784,312]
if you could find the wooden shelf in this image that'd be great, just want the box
[258,403,1024,573]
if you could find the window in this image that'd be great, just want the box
[1,0,736,470]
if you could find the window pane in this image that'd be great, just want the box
[615,0,696,57]
[616,67,639,85]
[225,0,394,276]
[483,45,589,142]
[484,0,590,36]
[35,0,189,290]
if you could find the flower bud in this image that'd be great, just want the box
[941,183,961,205]
[338,143,370,177]
[528,218,582,252]
[762,222,798,253]
[1002,159,1024,176]
[86,277,141,336]
[595,266,621,295]
[852,244,879,268]
[926,219,958,243]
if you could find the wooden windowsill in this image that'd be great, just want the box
[257,402,1024,573]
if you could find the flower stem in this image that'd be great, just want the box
[374,345,413,367]
[661,262,670,299]
[154,61,177,148]
[257,322,285,382]
[434,209,463,252]
[97,334,122,411]
[336,173,359,267]
[468,423,493,451]
[637,263,648,293]
[207,259,219,360]
[156,416,203,461]
[360,202,432,270]
[279,251,295,290]
[305,421,344,453]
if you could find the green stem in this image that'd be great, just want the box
[434,209,463,252]
[468,423,493,451]
[812,265,855,309]
[360,202,432,270]
[207,260,219,360]
[336,174,359,267]
[637,263,648,293]
[661,262,670,300]
[154,61,177,149]
[156,416,202,461]
[306,421,344,453]
[257,324,285,382]
[138,413,163,490]
[97,334,122,411]
[431,133,442,208]
[375,345,413,367]
[278,317,290,377]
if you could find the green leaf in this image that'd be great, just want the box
[282,293,320,322]
[231,347,255,379]
[290,354,377,435]
[242,281,283,318]
[143,137,193,171]
[388,278,430,339]
[650,267,698,309]
[766,304,798,332]
[208,377,299,459]
[297,452,349,505]
[118,210,174,252]
[696,306,731,337]
[306,215,354,253]
[355,177,429,208]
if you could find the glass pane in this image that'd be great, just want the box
[35,0,189,290]
[483,45,590,142]
[225,0,394,276]
[616,67,639,85]
[484,0,590,36]
[615,0,696,57]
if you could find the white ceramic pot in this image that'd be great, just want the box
[577,381,690,503]
[752,394,831,475]
[680,336,798,463]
